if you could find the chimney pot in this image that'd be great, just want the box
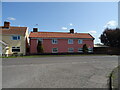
[4,21,10,28]
[33,28,38,32]
[70,29,74,34]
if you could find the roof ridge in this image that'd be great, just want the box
[32,32,89,34]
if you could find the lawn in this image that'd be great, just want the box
[0,54,109,58]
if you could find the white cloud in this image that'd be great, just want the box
[88,30,97,34]
[69,23,73,26]
[104,20,118,28]
[61,27,67,30]
[7,17,16,21]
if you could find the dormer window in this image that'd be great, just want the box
[12,35,20,40]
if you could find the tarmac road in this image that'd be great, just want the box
[2,55,118,88]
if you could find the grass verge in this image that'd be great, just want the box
[0,54,110,58]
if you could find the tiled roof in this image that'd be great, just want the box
[0,26,27,35]
[29,32,94,39]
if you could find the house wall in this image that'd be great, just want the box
[2,34,26,55]
[30,38,94,54]
[30,39,37,53]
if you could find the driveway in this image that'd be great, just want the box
[2,55,118,88]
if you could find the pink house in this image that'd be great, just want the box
[29,28,94,54]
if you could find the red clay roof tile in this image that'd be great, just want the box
[0,26,27,35]
[29,32,94,39]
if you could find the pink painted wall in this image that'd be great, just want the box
[30,38,94,54]
[30,39,37,54]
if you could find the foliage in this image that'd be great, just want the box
[82,44,88,53]
[37,40,44,53]
[100,28,120,48]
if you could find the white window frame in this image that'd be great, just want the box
[68,39,73,44]
[12,47,20,52]
[52,39,58,44]
[68,48,74,52]
[12,35,20,40]
[52,48,58,53]
[88,48,93,53]
[78,48,83,53]
[78,39,83,44]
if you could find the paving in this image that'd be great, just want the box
[2,55,118,88]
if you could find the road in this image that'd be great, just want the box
[2,55,118,88]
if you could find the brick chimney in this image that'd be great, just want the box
[33,28,38,32]
[70,29,74,34]
[4,21,10,28]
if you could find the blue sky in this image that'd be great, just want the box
[2,2,118,44]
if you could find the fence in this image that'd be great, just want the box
[93,47,120,55]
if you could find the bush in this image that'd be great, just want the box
[82,44,88,54]
[37,40,44,53]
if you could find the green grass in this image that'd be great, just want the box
[0,54,111,58]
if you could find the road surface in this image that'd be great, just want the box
[2,55,118,88]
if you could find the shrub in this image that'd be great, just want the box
[82,44,88,54]
[37,40,44,53]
